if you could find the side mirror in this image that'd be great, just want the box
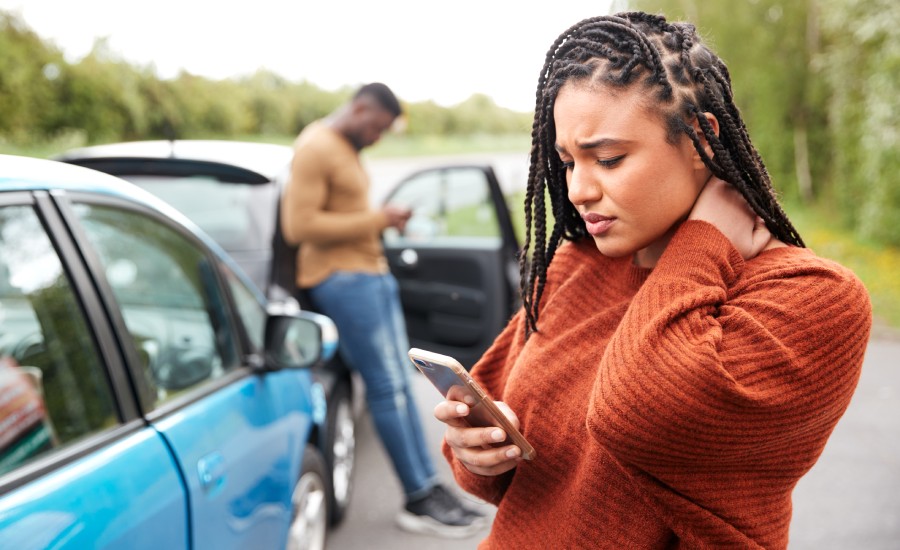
[263,308,338,370]
[301,310,338,362]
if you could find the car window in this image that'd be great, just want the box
[222,265,265,351]
[119,175,277,254]
[71,203,241,410]
[0,206,117,476]
[383,167,503,246]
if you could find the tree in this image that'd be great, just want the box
[53,38,149,143]
[0,12,66,143]
[818,0,900,244]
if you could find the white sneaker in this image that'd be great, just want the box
[395,485,487,538]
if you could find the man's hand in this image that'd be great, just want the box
[382,204,412,232]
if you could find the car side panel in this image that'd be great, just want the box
[0,428,187,549]
[152,369,316,549]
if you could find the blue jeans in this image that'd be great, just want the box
[309,271,438,500]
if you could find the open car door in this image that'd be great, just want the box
[382,165,520,369]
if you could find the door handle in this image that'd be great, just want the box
[197,451,226,495]
[399,248,418,268]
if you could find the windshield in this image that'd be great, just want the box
[119,175,277,253]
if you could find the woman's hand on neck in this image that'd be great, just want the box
[632,176,786,268]
[688,176,779,260]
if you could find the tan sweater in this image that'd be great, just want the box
[280,121,389,288]
[444,221,872,549]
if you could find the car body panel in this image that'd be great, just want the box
[56,141,293,298]
[56,140,294,182]
[152,368,315,549]
[56,142,366,528]
[0,427,187,549]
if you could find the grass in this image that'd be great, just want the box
[366,133,532,158]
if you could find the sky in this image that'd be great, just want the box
[1,0,616,112]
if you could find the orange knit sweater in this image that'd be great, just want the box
[444,221,871,549]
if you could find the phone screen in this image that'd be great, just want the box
[409,348,536,460]
[409,356,471,397]
[410,355,495,426]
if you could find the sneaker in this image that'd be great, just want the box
[430,483,486,521]
[395,485,487,538]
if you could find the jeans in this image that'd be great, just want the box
[309,271,438,501]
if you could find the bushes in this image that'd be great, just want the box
[819,0,900,244]
[0,10,532,152]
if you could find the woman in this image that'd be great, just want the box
[434,11,871,549]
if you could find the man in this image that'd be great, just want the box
[280,83,484,537]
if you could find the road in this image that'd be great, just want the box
[326,336,900,550]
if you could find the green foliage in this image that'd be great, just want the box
[0,9,533,156]
[0,12,66,143]
[53,39,149,143]
[818,0,900,244]
[627,0,828,202]
[624,0,900,246]
[403,94,532,137]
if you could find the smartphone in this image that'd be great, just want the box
[408,347,535,461]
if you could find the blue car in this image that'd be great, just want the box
[0,154,338,549]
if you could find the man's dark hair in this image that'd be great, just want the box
[355,82,403,117]
[519,11,804,337]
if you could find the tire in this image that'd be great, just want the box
[286,444,329,550]
[324,379,356,527]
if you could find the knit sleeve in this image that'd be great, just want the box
[441,309,526,505]
[587,220,871,476]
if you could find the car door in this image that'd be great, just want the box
[61,193,318,549]
[0,191,188,548]
[381,165,521,369]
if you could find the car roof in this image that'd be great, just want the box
[0,153,199,232]
[1,153,265,300]
[1,153,137,193]
[55,140,294,183]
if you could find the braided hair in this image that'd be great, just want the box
[520,11,804,337]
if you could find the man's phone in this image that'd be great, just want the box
[408,348,535,461]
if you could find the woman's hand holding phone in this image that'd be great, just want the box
[434,388,525,477]
[408,347,535,474]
